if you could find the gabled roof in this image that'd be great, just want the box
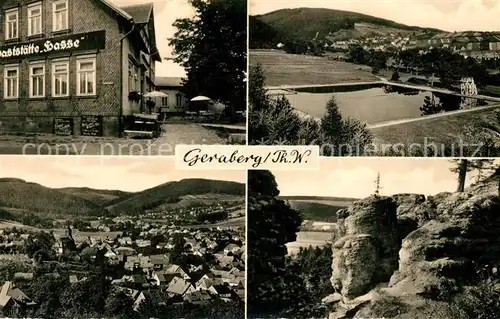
[97,1,161,62]
[167,277,191,295]
[155,77,184,88]
[121,3,154,24]
[97,0,133,21]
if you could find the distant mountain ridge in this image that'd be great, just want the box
[280,195,358,222]
[106,179,245,215]
[0,178,245,220]
[250,7,443,48]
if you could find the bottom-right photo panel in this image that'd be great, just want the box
[247,158,500,319]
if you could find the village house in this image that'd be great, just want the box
[164,264,190,281]
[118,237,132,246]
[183,290,212,306]
[166,276,196,297]
[132,289,166,311]
[223,243,240,255]
[150,254,169,270]
[151,77,189,117]
[135,239,151,248]
[214,253,234,269]
[195,274,214,291]
[0,281,36,315]
[0,0,160,137]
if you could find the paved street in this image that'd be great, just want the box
[0,123,229,155]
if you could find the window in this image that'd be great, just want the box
[5,9,18,40]
[134,65,139,91]
[4,65,19,99]
[176,93,183,107]
[162,97,168,106]
[52,0,68,32]
[28,3,42,36]
[128,61,135,91]
[52,59,69,97]
[29,62,45,98]
[77,57,96,96]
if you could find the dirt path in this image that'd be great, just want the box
[0,123,228,155]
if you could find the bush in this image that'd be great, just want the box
[391,71,400,81]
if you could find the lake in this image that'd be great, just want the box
[280,85,485,125]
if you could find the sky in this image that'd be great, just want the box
[111,0,196,77]
[0,156,246,192]
[250,0,500,32]
[272,158,499,198]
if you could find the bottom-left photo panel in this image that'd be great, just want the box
[0,156,246,319]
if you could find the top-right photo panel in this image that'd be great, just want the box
[248,0,500,157]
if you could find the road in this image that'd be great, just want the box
[199,123,247,131]
[0,123,227,155]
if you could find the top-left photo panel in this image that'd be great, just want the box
[0,0,247,155]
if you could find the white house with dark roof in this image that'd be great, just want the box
[155,76,189,113]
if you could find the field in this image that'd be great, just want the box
[370,106,500,155]
[282,196,355,222]
[154,194,244,210]
[179,216,245,229]
[250,50,376,86]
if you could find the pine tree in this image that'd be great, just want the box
[374,173,382,197]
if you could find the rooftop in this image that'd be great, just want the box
[120,3,154,24]
[155,77,184,88]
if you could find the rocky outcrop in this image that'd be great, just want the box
[330,196,398,299]
[325,190,500,319]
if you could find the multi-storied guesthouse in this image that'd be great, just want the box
[0,0,160,136]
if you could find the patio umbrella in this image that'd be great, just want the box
[143,91,169,98]
[190,95,211,102]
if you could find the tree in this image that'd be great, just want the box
[391,71,400,81]
[454,159,469,192]
[104,289,134,318]
[320,97,373,156]
[169,0,246,120]
[249,63,268,112]
[248,65,372,150]
[248,170,280,198]
[420,94,442,115]
[170,233,186,265]
[374,172,382,196]
[24,231,55,261]
[247,170,302,317]
[450,159,495,192]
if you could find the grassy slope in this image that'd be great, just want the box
[0,178,244,222]
[58,187,131,207]
[154,194,244,210]
[252,7,441,43]
[250,50,377,86]
[370,107,500,154]
[106,179,245,215]
[0,178,107,217]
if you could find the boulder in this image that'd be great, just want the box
[330,196,399,299]
[330,234,378,298]
[389,194,500,299]
[328,189,500,319]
